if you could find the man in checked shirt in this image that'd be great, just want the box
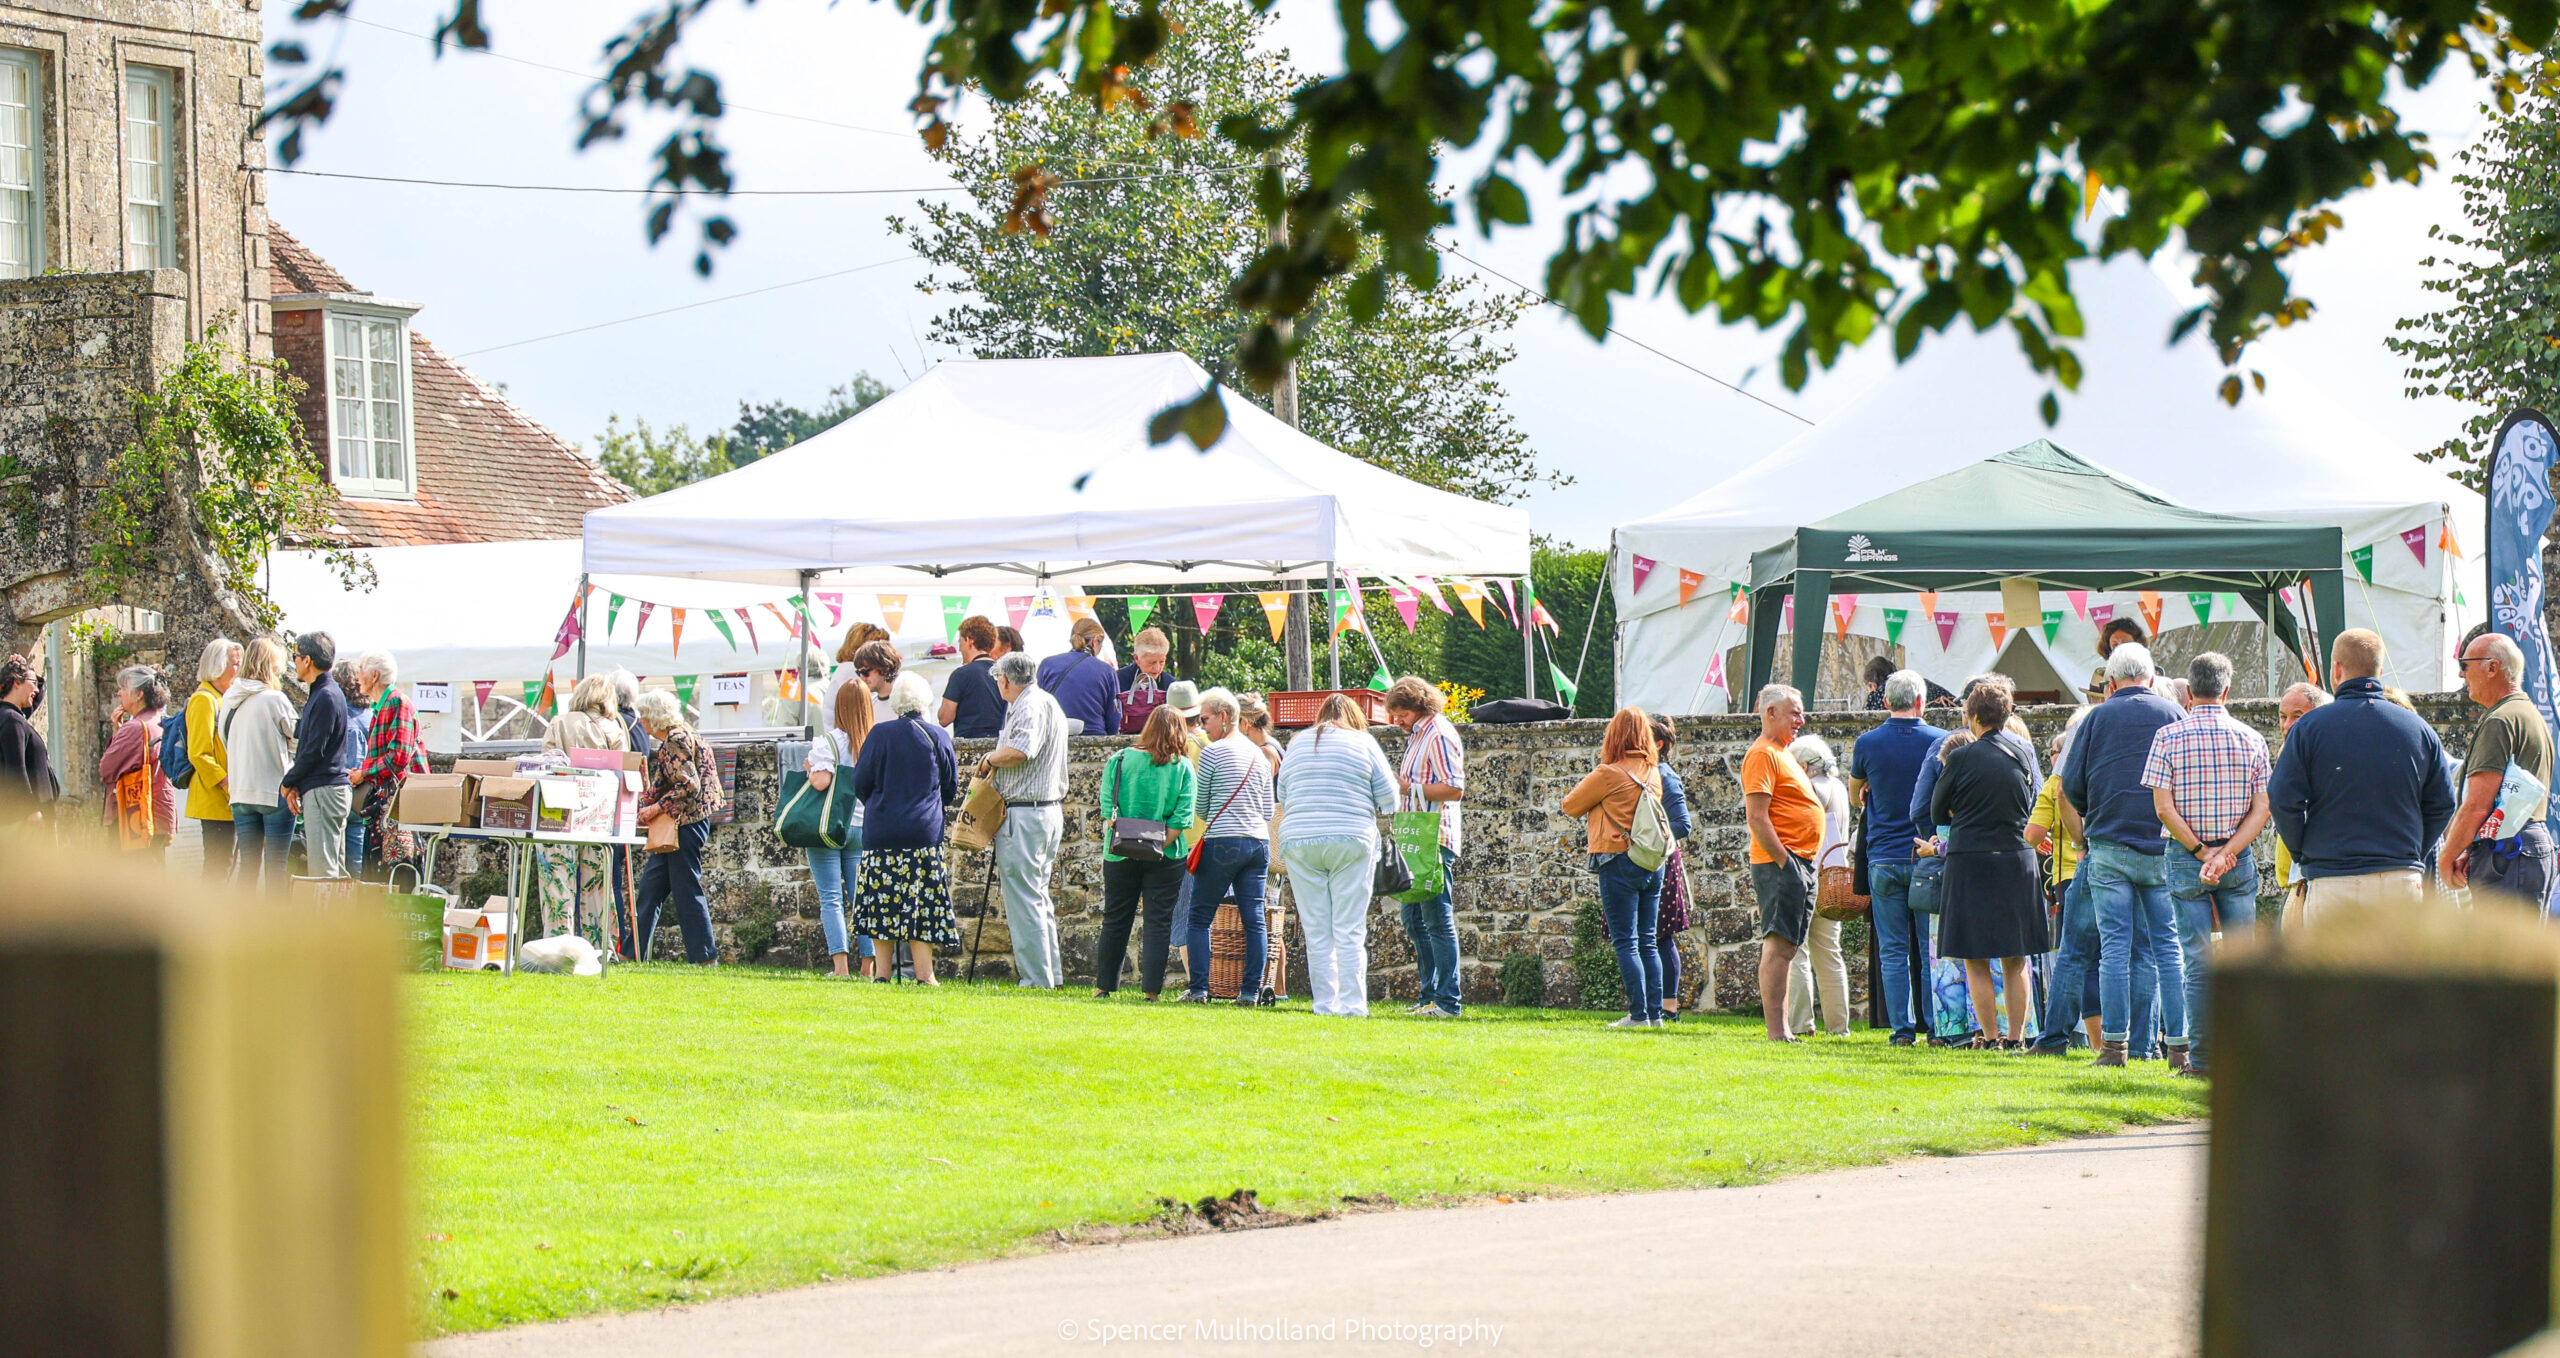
[2140,651,2272,1081]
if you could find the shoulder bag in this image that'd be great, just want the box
[1106,750,1171,861]
[1623,766,1672,872]
[774,732,855,849]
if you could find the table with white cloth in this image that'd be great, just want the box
[399,823,645,975]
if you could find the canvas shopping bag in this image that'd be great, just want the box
[1390,810,1444,902]
[950,776,1006,853]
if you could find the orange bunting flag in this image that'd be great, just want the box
[1257,591,1289,643]
[1677,569,1705,608]
[763,601,800,640]
[2138,591,2164,636]
[1987,612,2007,649]
[1065,595,1097,623]
[1452,579,1487,628]
[880,594,908,633]
[535,671,557,718]
[1830,595,1857,638]
[670,608,686,657]
[1918,591,1939,616]
[1727,583,1748,623]
[777,667,800,702]
[2440,523,2465,558]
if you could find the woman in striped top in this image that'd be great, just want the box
[1179,687,1278,1005]
[1278,694,1401,1017]
[1386,677,1466,1017]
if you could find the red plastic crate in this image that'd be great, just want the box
[1269,689,1390,728]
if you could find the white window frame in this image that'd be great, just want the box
[123,65,176,270]
[0,49,44,280]
[323,308,416,500]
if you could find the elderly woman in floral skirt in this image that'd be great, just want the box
[540,673,632,951]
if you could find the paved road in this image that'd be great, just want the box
[427,1123,2204,1358]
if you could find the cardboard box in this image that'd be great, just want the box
[534,770,621,837]
[453,759,520,777]
[396,772,477,826]
[478,776,540,832]
[441,897,514,971]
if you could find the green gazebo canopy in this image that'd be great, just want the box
[1743,440,2347,701]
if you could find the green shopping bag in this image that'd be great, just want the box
[383,864,448,973]
[1391,811,1445,902]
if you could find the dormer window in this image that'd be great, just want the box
[271,290,423,500]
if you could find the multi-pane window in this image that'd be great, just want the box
[124,67,174,269]
[0,51,40,279]
[330,313,410,496]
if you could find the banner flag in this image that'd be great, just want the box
[2442,522,2464,558]
[1988,612,2009,649]
[1390,585,1421,632]
[1453,579,1487,627]
[2138,591,2164,635]
[1256,592,1288,642]
[550,594,583,662]
[1371,664,1392,693]
[2088,603,2115,624]
[634,600,656,646]
[2489,409,2560,725]
[1631,555,1658,593]
[707,610,737,650]
[673,675,697,711]
[755,602,794,641]
[1727,583,1748,623]
[1064,596,1096,623]
[1124,595,1159,635]
[2066,590,2088,618]
[817,591,844,627]
[728,608,753,653]
[1883,608,1907,645]
[1334,593,1368,637]
[778,668,799,703]
[472,679,496,711]
[2189,593,2215,627]
[670,608,686,657]
[878,595,907,634]
[521,679,542,713]
[2401,526,2429,565]
[1005,596,1033,629]
[1676,570,1705,608]
[1032,590,1062,620]
[1191,594,1225,633]
[2350,545,2373,582]
[1548,663,1578,706]
[1703,652,1727,692]
[606,593,626,636]
[1934,611,1960,648]
[2042,610,2064,644]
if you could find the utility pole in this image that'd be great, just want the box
[1269,148,1313,693]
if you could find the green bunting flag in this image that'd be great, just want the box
[606,593,626,636]
[1882,607,1907,646]
[1548,663,1579,706]
[2350,544,2373,582]
[941,596,972,640]
[1370,664,1390,692]
[2189,592,2215,627]
[673,675,698,711]
[707,610,738,650]
[2218,593,2239,615]
[520,679,542,713]
[1124,595,1159,635]
[2042,610,2064,644]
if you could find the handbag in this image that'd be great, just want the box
[775,734,855,849]
[645,814,681,855]
[1372,831,1414,897]
[1815,864,1869,921]
[1105,751,1172,861]
[1907,851,1947,914]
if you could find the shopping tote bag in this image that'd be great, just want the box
[1390,811,1444,902]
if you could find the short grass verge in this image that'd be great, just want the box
[413,965,2203,1335]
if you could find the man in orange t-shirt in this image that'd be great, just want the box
[1741,682,1825,1042]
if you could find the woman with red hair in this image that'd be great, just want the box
[1562,707,1668,1028]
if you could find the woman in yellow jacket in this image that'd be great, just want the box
[182,637,242,876]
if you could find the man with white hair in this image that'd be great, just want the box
[2140,651,2271,1079]
[1742,683,1822,1042]
[976,650,1068,987]
[2270,629,2455,922]
[1848,667,1947,1045]
[2059,640,2187,1068]
[2440,630,2553,909]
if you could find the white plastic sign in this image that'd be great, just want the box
[412,681,454,713]
[710,673,750,706]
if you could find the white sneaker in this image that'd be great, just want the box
[1607,1016,1648,1029]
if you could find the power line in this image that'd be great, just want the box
[255,163,1261,197]
[450,254,925,359]
[1433,240,1815,426]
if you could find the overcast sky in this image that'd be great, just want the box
[263,1,2494,550]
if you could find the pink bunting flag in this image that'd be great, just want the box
[2088,603,2115,624]
[634,600,657,645]
[1531,602,1559,634]
[1390,585,1421,633]
[1704,652,1727,691]
[550,592,583,662]
[735,607,759,652]
[1411,575,1454,614]
[1005,596,1033,629]
[816,591,844,627]
[1631,555,1658,593]
[1489,578,1516,620]
[1933,611,1960,648]
[2066,590,2089,618]
[1191,594,1226,633]
[1782,596,1795,631]
[472,679,496,711]
[1829,594,1859,638]
[2401,526,2429,565]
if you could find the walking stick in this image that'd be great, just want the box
[962,850,993,978]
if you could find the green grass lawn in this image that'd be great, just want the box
[413,965,2205,1335]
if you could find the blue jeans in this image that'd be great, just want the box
[636,820,718,964]
[344,814,366,880]
[1183,837,1269,998]
[2166,844,2257,1071]
[1595,851,1663,1021]
[230,803,293,891]
[804,833,874,960]
[2035,873,2101,1046]
[1869,861,1935,1038]
[2084,841,2186,1046]
[1399,846,1462,1014]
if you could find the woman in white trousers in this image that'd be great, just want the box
[1277,695,1401,1016]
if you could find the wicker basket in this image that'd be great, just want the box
[1269,689,1390,728]
[1207,902,1289,999]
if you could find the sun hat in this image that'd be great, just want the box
[1165,680,1203,720]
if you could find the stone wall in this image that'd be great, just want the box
[427,689,2481,1013]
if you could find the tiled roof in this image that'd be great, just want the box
[267,224,629,547]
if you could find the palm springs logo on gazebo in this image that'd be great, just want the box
[1844,534,1898,563]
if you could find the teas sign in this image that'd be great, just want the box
[412,681,454,713]
[710,673,751,707]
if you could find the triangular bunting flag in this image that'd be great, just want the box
[790,595,816,629]
[1390,585,1420,633]
[880,595,908,634]
[1703,652,1728,692]
[1830,595,1857,638]
[1031,590,1062,620]
[707,609,738,650]
[1548,663,1578,706]
[1676,570,1705,608]
[1370,664,1391,693]
[1064,596,1096,623]
[472,679,496,712]
[670,607,687,657]
[1412,576,1453,614]
[1883,608,1907,646]
[550,593,583,662]
[1726,583,1748,624]
[2042,610,2064,644]
[634,600,657,646]
[1988,612,2008,649]
[817,591,844,627]
[1005,596,1033,630]
[1453,579,1487,628]
[1918,591,1940,616]
[1125,595,1159,635]
[1531,602,1559,634]
[1334,593,1369,637]
[521,679,542,713]
[536,671,557,718]
[2440,523,2464,558]
[2088,603,2115,624]
[673,675,697,711]
[942,596,972,640]
[736,608,758,652]
[1782,596,1795,631]
[2138,591,2164,636]
[1256,592,1288,642]
[2350,545,2373,583]
[1631,555,1658,593]
[1488,577,1516,620]
[1191,594,1225,634]
[1934,611,1960,648]
[606,593,626,636]
[2066,590,2088,618]
[2189,593,2215,627]
[777,668,800,703]
[763,601,800,640]
[2401,526,2429,565]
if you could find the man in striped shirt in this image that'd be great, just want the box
[1386,677,1466,1017]
[1179,687,1276,1005]
[2140,651,2271,1078]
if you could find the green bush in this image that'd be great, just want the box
[1496,954,1546,1007]
[1569,898,1621,1012]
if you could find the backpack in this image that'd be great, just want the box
[160,702,195,791]
[1623,767,1672,872]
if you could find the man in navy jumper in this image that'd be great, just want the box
[280,630,354,878]
[2270,629,2455,921]
[2059,642,2188,1069]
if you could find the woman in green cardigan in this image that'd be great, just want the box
[1093,704,1198,999]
